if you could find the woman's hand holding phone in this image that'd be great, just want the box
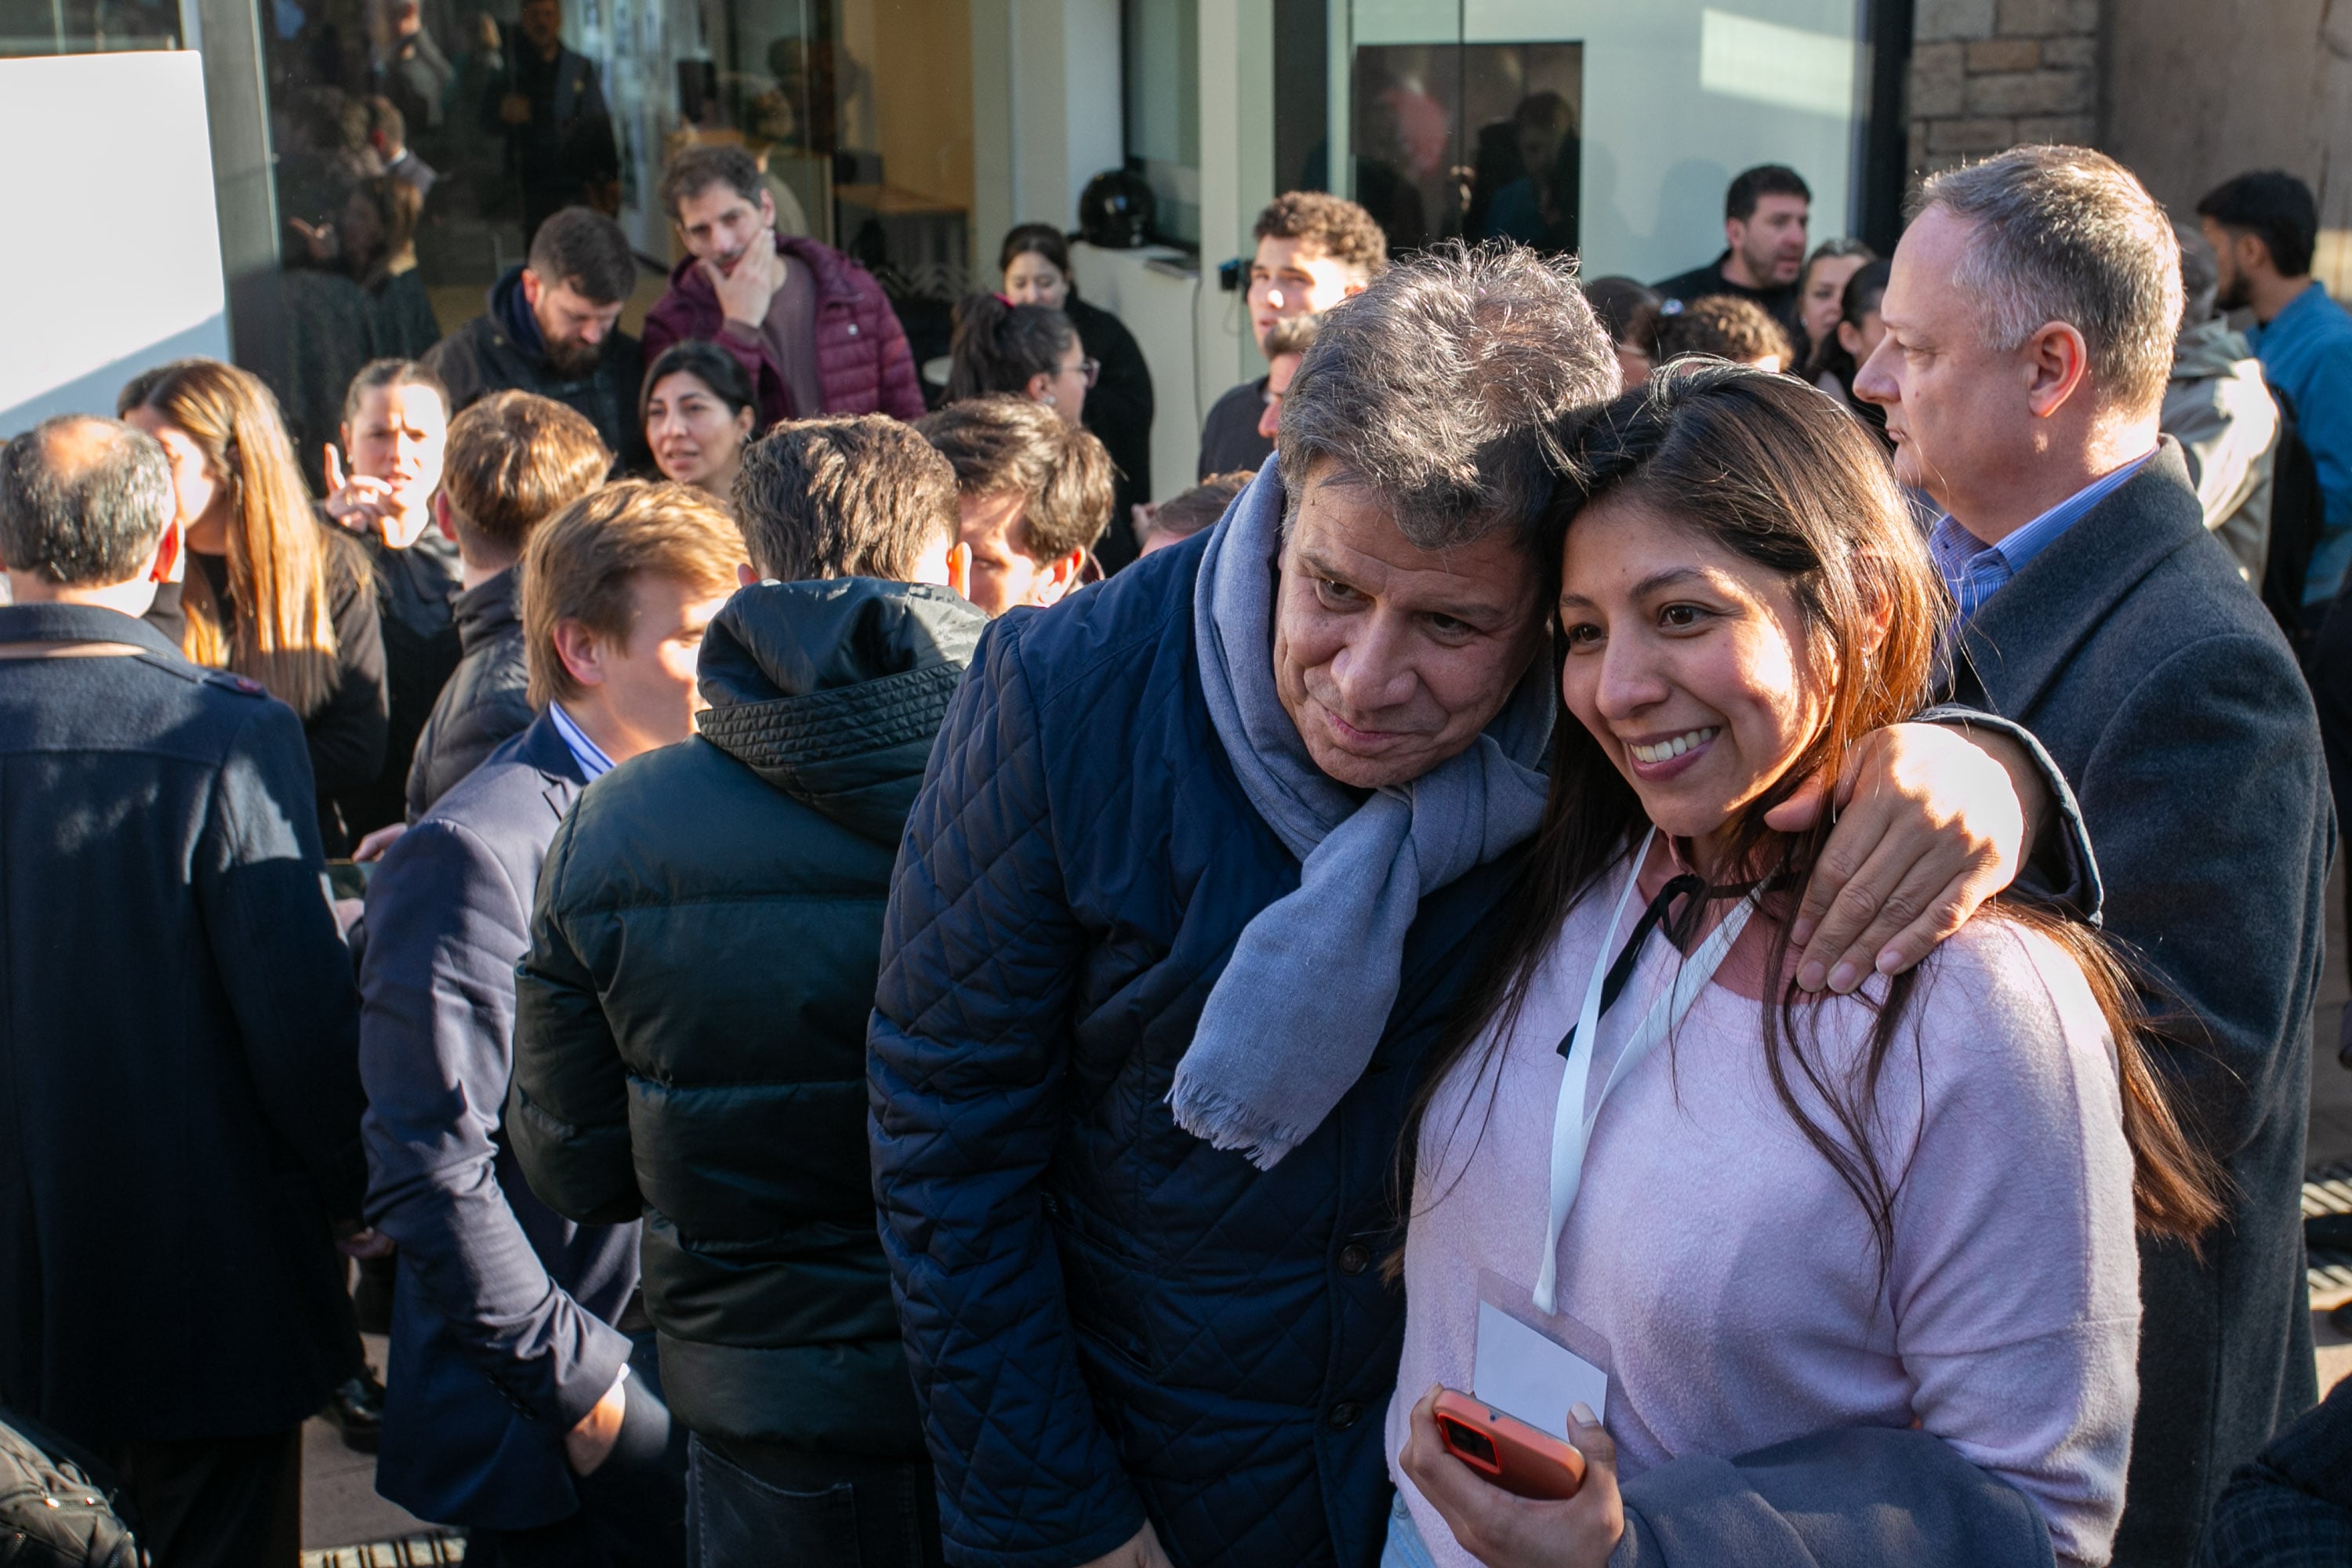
[1399,1385,1624,1568]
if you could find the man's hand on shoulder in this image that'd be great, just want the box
[1769,720,2041,992]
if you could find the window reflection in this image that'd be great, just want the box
[251,0,973,457]
[1350,42,1583,257]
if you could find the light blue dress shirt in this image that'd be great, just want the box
[548,702,615,781]
[1929,449,2158,622]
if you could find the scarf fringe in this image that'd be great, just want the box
[1167,1076,1314,1172]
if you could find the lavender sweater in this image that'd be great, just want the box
[1388,864,2140,1566]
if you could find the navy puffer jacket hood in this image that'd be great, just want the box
[510,577,984,1453]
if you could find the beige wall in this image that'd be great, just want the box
[2103,0,2352,294]
[856,0,977,216]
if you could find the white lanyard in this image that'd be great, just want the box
[1533,828,1756,1314]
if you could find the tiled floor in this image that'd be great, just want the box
[301,1334,447,1555]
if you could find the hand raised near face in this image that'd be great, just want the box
[706,224,783,333]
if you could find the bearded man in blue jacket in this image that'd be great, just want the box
[868,246,2092,1568]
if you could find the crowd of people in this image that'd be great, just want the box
[2,133,2352,1568]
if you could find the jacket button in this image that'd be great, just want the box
[848,323,859,336]
[1338,1244,1370,1276]
[1329,1402,1361,1431]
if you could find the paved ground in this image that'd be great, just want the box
[298,868,2352,1553]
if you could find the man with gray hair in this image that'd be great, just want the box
[0,416,366,1566]
[1857,144,2330,1568]
[870,245,2082,1568]
[2161,219,2280,585]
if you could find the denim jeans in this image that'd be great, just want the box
[686,1433,942,1568]
[1382,1491,1443,1568]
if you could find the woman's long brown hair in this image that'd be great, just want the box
[120,358,347,717]
[1399,362,2221,1286]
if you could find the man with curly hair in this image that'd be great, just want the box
[1196,191,1388,480]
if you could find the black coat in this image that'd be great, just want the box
[339,528,463,837]
[1943,443,2332,1566]
[406,565,532,820]
[1068,296,1153,571]
[172,525,391,855]
[510,579,985,1454]
[425,265,648,471]
[1196,376,1272,482]
[0,604,365,1443]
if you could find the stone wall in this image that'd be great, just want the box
[1907,0,2100,179]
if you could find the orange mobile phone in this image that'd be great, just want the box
[1432,1388,1587,1501]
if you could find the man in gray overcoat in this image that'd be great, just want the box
[1858,145,2332,1568]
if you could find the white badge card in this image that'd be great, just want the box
[1474,1268,1611,1432]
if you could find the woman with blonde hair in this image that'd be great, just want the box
[122,357,390,854]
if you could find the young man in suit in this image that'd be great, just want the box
[358,480,743,1565]
[1857,143,2332,1568]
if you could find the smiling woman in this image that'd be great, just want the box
[1386,362,2220,1568]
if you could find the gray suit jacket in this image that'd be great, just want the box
[1944,441,2332,1568]
[359,710,641,1530]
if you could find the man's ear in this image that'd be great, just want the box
[2239,230,2276,281]
[147,517,182,585]
[757,187,777,229]
[1031,546,1087,608]
[2023,320,2091,419]
[520,268,544,310]
[433,490,456,542]
[550,618,606,688]
[736,561,758,588]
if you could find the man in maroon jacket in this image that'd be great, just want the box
[645,146,926,429]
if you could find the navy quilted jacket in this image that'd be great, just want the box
[869,531,1520,1568]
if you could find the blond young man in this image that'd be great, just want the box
[359,481,744,1559]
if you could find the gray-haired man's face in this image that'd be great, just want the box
[1272,459,1546,789]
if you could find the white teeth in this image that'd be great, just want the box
[1629,727,1719,764]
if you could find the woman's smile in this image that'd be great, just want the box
[1624,724,1721,773]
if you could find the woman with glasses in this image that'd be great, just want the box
[1000,223,1156,568]
[946,292,1095,431]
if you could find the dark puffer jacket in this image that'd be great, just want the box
[405,566,531,820]
[510,578,984,1454]
[425,266,649,471]
[869,532,1522,1568]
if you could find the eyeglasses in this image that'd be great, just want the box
[1076,357,1101,388]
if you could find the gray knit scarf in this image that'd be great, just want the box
[1170,462,1554,1170]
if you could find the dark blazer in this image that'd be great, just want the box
[0,604,365,1444]
[2200,1366,2352,1565]
[406,565,532,820]
[360,710,641,1530]
[1942,441,2332,1567]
